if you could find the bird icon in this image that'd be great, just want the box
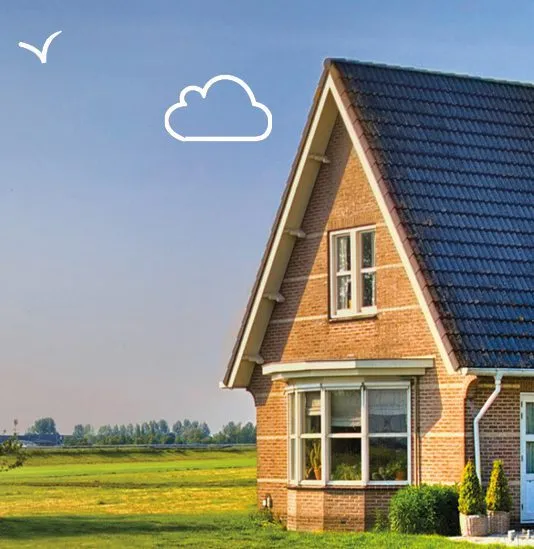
[18,31,62,64]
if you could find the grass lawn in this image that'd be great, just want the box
[0,447,502,548]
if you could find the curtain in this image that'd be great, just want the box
[305,392,321,417]
[368,389,407,433]
[336,236,350,272]
[331,390,361,427]
[336,276,351,310]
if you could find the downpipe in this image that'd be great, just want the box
[474,372,503,483]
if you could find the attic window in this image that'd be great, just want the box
[329,226,376,318]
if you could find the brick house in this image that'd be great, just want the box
[221,59,534,530]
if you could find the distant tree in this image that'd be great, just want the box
[221,421,239,442]
[172,420,183,436]
[158,419,169,435]
[200,422,210,439]
[72,424,85,439]
[67,424,94,446]
[180,419,210,443]
[27,417,57,435]
[164,432,176,444]
[212,421,256,444]
[0,420,26,471]
[239,422,256,443]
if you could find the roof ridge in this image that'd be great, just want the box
[326,58,534,91]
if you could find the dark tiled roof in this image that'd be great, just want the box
[333,59,534,370]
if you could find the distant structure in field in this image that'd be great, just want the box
[0,433,63,447]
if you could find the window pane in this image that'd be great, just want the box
[303,439,322,480]
[289,393,295,436]
[336,235,351,272]
[362,272,375,308]
[361,231,375,268]
[336,275,351,310]
[331,438,362,481]
[290,438,297,481]
[527,403,534,435]
[331,390,361,434]
[368,389,408,433]
[370,437,408,481]
[303,391,321,434]
[527,442,534,474]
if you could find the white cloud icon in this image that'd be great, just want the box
[164,74,273,142]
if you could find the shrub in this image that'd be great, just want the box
[458,460,485,515]
[249,508,275,527]
[389,484,459,535]
[486,460,512,513]
[372,508,389,532]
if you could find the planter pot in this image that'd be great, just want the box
[488,511,510,535]
[395,471,407,481]
[313,467,322,481]
[459,513,488,537]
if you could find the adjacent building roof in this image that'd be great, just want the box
[333,60,534,369]
[224,59,534,387]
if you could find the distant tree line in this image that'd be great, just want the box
[25,417,256,446]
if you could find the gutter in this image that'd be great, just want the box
[473,372,503,483]
[462,367,534,378]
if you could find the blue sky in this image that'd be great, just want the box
[1,1,533,434]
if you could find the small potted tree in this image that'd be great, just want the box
[306,441,321,480]
[458,460,488,537]
[486,460,512,534]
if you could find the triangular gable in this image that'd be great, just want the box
[222,61,458,389]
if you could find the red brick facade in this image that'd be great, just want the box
[244,117,491,531]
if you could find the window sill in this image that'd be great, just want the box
[329,310,378,323]
[288,481,410,489]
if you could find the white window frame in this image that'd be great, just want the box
[287,381,411,487]
[329,225,377,319]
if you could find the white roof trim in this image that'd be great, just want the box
[264,358,433,381]
[226,77,337,388]
[224,69,458,389]
[461,367,534,378]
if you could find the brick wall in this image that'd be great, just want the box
[248,117,469,531]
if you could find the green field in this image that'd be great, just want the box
[0,447,497,547]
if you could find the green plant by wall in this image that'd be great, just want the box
[485,460,512,513]
[372,509,389,532]
[458,460,485,515]
[389,485,459,535]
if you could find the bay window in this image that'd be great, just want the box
[330,226,376,318]
[288,384,410,485]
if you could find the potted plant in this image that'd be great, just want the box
[393,456,408,481]
[332,462,361,481]
[485,460,512,534]
[306,440,321,480]
[394,463,407,481]
[458,460,488,537]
